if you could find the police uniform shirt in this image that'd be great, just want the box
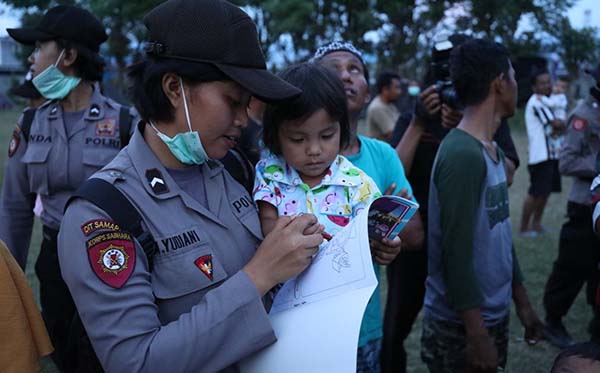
[0,88,137,268]
[58,122,274,372]
[559,97,600,206]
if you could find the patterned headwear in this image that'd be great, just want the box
[310,40,369,82]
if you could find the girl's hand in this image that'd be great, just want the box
[370,236,402,265]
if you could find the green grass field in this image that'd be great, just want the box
[0,107,591,372]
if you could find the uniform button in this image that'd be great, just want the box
[109,171,122,178]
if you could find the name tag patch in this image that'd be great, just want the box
[29,134,51,143]
[85,137,120,148]
[160,229,201,254]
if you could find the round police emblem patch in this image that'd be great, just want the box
[572,117,587,131]
[98,244,129,274]
[8,132,19,157]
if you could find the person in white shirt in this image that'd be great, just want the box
[520,69,566,236]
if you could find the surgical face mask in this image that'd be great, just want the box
[408,86,421,96]
[150,78,209,165]
[32,49,81,100]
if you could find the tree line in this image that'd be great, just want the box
[8,0,599,86]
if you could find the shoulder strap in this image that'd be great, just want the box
[118,106,132,149]
[222,147,255,195]
[21,108,37,142]
[70,178,157,270]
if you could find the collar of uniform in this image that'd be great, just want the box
[127,122,224,198]
[45,100,61,120]
[44,85,109,120]
[205,159,225,178]
[127,122,227,227]
[128,121,180,200]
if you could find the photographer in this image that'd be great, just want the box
[382,34,521,373]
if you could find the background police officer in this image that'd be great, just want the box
[542,64,600,348]
[0,5,136,369]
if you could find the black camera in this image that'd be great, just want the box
[430,38,463,110]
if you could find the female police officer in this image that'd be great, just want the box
[58,0,324,371]
[1,5,135,369]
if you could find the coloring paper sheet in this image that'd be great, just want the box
[240,209,377,373]
[270,208,376,313]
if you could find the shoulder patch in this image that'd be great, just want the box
[81,219,121,236]
[572,117,587,131]
[8,126,21,157]
[86,231,135,288]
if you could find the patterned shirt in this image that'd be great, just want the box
[253,154,381,236]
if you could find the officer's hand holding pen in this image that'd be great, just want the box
[243,214,323,296]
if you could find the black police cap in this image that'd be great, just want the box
[143,0,301,102]
[7,5,107,53]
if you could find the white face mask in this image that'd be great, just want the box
[150,78,209,165]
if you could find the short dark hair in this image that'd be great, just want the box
[127,57,227,123]
[376,71,401,93]
[56,39,105,82]
[263,63,350,155]
[551,342,600,372]
[530,67,550,87]
[449,38,510,107]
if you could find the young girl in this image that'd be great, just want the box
[254,63,381,238]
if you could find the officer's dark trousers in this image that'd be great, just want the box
[543,202,600,338]
[381,247,428,373]
[35,226,76,371]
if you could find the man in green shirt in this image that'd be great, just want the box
[421,38,542,372]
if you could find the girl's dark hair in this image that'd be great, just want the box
[127,57,227,123]
[56,39,105,82]
[263,62,350,154]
